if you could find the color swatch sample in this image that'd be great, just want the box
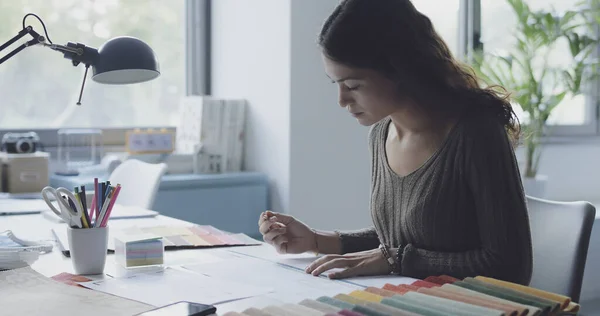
[114,233,164,267]
[227,274,581,316]
[51,272,93,288]
[118,225,260,249]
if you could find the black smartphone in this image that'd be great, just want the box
[134,301,217,316]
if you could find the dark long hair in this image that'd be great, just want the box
[318,0,520,144]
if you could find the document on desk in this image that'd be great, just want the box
[80,267,273,307]
[183,256,362,303]
[0,266,152,316]
[229,246,419,288]
[0,198,48,215]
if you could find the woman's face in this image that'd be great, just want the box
[322,53,405,126]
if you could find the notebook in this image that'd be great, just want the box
[52,224,260,257]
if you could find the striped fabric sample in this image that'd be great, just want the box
[335,294,368,305]
[365,287,397,297]
[317,296,355,310]
[441,284,540,316]
[262,305,296,316]
[224,274,580,316]
[337,310,365,316]
[455,281,552,315]
[424,276,454,285]
[351,304,389,316]
[281,303,325,316]
[475,276,572,311]
[348,290,384,303]
[411,280,440,288]
[464,278,560,313]
[382,297,460,316]
[383,284,410,295]
[438,275,460,283]
[299,299,341,314]
[399,291,505,316]
[364,302,421,316]
[418,286,521,316]
[242,307,273,316]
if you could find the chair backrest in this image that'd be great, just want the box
[108,159,167,209]
[527,195,596,302]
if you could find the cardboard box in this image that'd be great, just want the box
[0,151,49,194]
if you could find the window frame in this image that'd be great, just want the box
[471,0,600,138]
[0,0,211,148]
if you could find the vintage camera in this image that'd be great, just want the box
[1,132,40,154]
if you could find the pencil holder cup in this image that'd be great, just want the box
[67,226,108,275]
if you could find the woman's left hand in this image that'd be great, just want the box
[305,248,392,279]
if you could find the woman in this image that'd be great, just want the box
[258,0,533,285]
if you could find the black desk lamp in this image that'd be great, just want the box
[0,13,160,105]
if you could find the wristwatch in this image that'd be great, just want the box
[378,243,400,274]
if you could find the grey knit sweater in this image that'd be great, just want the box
[338,111,533,285]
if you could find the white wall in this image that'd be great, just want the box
[288,0,372,230]
[211,0,372,231]
[516,144,600,203]
[211,0,292,214]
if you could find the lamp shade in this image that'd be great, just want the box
[91,36,160,84]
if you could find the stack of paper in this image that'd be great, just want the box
[115,233,164,267]
[0,267,152,315]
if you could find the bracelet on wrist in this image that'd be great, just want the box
[378,244,399,274]
[396,244,404,275]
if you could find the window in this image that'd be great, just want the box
[0,0,185,129]
[412,0,462,56]
[480,0,597,134]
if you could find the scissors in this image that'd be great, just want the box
[41,186,83,228]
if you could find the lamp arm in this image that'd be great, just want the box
[44,43,82,55]
[0,26,44,65]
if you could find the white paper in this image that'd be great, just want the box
[0,267,152,316]
[228,246,419,288]
[183,256,362,304]
[80,267,274,306]
[0,198,47,215]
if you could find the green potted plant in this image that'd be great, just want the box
[471,0,599,197]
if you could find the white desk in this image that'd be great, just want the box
[0,211,415,315]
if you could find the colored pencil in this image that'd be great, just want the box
[100,184,121,227]
[94,178,100,220]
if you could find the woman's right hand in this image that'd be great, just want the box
[258,211,316,254]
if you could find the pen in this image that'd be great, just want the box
[89,191,97,225]
[100,184,121,227]
[76,187,91,229]
[95,186,114,228]
[94,178,100,220]
[74,187,89,228]
[100,182,106,212]
[80,185,89,220]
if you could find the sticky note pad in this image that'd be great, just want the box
[114,233,164,267]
